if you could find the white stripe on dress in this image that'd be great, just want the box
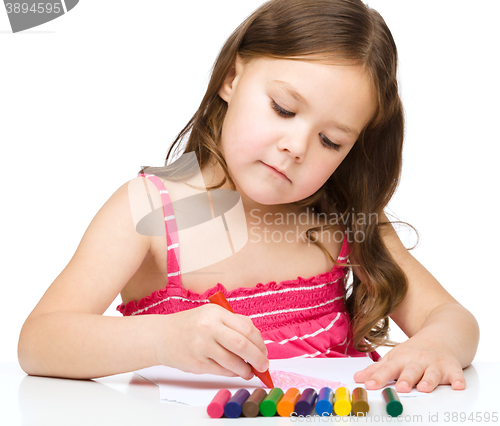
[248,295,344,319]
[287,343,363,359]
[338,335,348,348]
[129,292,343,317]
[129,286,344,316]
[131,295,206,316]
[226,282,340,305]
[263,312,341,345]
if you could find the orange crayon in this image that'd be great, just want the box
[277,387,301,417]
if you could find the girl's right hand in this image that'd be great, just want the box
[155,304,269,380]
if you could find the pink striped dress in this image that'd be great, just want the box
[117,173,380,361]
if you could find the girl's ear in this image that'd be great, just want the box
[218,54,244,103]
[218,66,235,103]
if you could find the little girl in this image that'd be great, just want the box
[18,0,479,394]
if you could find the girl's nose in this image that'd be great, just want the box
[277,129,312,162]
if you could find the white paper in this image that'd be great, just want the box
[134,358,431,406]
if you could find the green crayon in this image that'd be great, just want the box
[382,388,403,417]
[260,387,284,417]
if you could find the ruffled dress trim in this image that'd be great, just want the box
[116,235,351,321]
[115,173,380,361]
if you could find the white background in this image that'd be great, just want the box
[1,1,498,364]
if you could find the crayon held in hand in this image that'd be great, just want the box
[208,291,274,389]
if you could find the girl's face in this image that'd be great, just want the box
[217,55,377,209]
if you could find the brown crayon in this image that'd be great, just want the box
[242,388,268,417]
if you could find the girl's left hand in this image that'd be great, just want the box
[353,337,466,393]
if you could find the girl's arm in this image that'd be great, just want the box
[18,177,268,380]
[353,212,480,393]
[18,178,158,378]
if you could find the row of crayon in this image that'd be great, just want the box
[207,386,403,418]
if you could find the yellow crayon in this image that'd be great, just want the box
[334,387,351,416]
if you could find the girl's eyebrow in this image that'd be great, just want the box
[270,79,358,137]
[271,79,310,107]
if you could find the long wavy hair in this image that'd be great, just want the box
[141,0,416,352]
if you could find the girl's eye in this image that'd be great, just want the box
[271,100,295,118]
[271,100,341,152]
[320,134,342,151]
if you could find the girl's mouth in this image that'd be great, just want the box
[261,161,291,182]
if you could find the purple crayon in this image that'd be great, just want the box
[294,388,318,416]
[224,389,251,418]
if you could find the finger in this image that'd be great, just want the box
[233,314,269,357]
[443,366,466,390]
[364,360,403,390]
[415,365,442,393]
[208,341,255,380]
[395,362,426,393]
[215,325,269,375]
[204,305,268,359]
[219,315,270,371]
[189,357,240,378]
[353,358,387,383]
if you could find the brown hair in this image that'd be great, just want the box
[141,0,416,353]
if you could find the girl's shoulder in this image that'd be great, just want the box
[126,174,171,273]
[25,177,155,322]
[127,174,168,240]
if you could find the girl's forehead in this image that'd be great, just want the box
[243,54,364,70]
[239,56,377,132]
[242,56,375,101]
[243,56,371,85]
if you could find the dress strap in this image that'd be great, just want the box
[138,173,181,285]
[337,229,351,262]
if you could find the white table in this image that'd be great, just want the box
[1,362,499,426]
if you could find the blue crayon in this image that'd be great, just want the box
[294,388,317,416]
[315,387,334,416]
[224,389,251,418]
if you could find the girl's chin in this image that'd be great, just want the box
[238,186,293,206]
[230,174,297,205]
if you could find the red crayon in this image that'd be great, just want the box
[208,291,275,389]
